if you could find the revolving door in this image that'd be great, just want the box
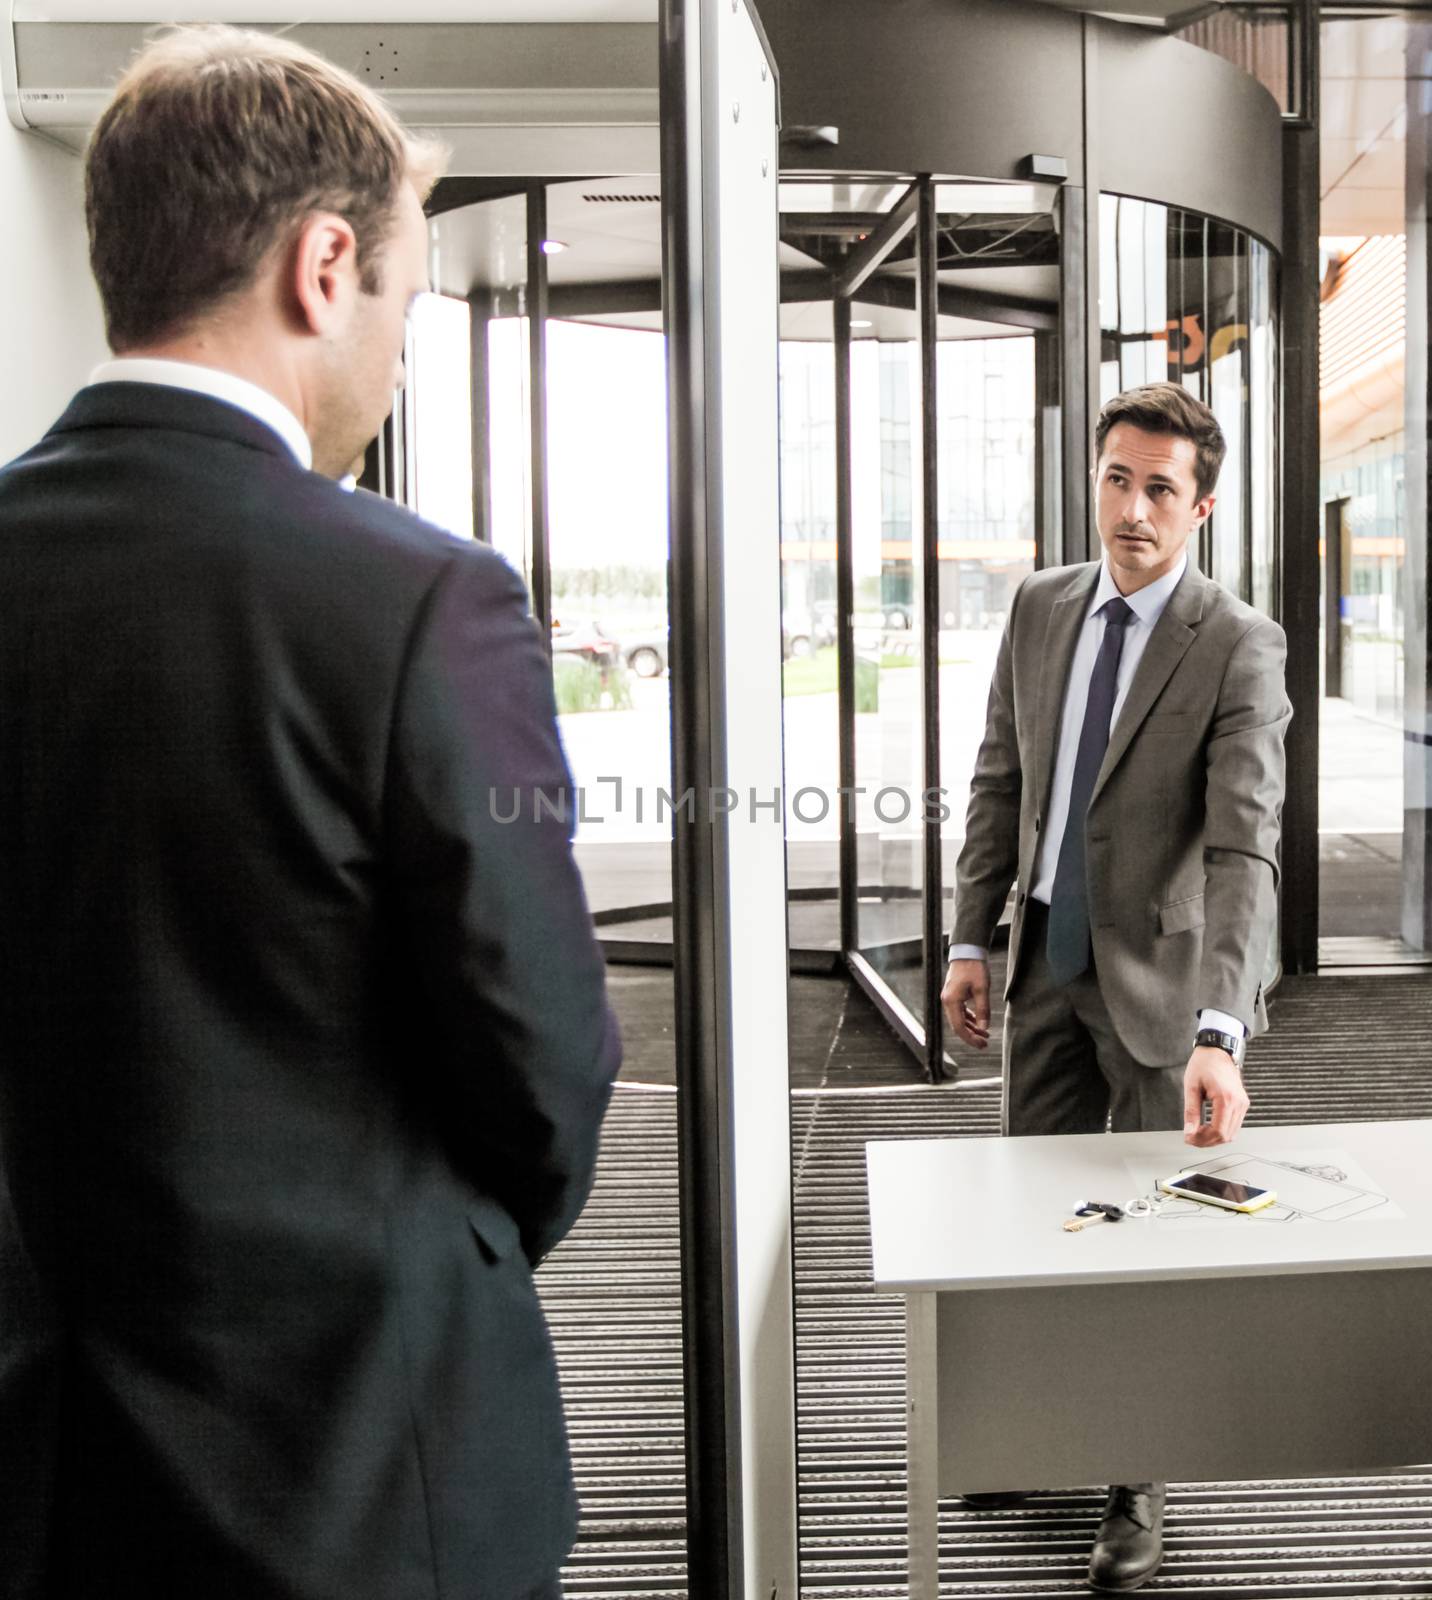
[774,172,1281,1079]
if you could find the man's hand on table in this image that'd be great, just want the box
[1182,1046,1250,1147]
[942,958,991,1050]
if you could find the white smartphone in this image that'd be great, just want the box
[1158,1169,1277,1213]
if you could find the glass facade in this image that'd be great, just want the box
[1322,439,1405,728]
[1099,194,1280,620]
[1316,15,1427,957]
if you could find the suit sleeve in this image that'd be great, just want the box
[385,545,621,1264]
[1200,614,1291,1030]
[952,578,1024,949]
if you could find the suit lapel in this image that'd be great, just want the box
[1090,562,1209,806]
[1034,564,1099,817]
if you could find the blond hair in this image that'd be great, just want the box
[86,25,447,350]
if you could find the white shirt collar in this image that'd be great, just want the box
[1091,550,1188,627]
[89,358,313,471]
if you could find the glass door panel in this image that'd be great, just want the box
[406,293,474,539]
[426,182,674,951]
[532,182,669,950]
[937,335,1038,946]
[855,336,927,1017]
[1100,194,1278,615]
[1100,191,1281,987]
[546,316,672,945]
[468,194,533,584]
[777,329,841,950]
[1208,221,1248,595]
[1249,240,1278,616]
[926,190,1058,1047]
[775,176,1060,1056]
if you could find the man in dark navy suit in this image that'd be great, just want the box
[0,26,619,1600]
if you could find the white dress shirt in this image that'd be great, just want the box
[89,358,313,471]
[951,552,1245,1041]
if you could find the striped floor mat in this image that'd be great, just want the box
[541,974,1432,1596]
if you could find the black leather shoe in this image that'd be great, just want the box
[1087,1482,1165,1592]
[957,1490,1032,1509]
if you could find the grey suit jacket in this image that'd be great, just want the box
[952,559,1291,1066]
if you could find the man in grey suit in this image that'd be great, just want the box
[941,382,1290,1593]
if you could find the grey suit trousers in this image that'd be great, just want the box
[1002,900,1184,1137]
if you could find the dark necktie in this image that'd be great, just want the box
[1046,596,1136,987]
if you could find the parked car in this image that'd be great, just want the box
[620,627,669,678]
[607,617,833,672]
[551,616,620,668]
[781,608,836,659]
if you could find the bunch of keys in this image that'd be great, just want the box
[1063,1200,1125,1233]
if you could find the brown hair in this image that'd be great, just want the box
[86,25,447,351]
[1094,382,1227,501]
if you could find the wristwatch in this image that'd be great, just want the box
[1194,1027,1246,1069]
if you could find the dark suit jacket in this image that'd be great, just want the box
[0,384,621,1599]
[953,559,1291,1064]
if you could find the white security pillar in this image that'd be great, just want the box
[660,2,798,1596]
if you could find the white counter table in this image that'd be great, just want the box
[865,1120,1432,1599]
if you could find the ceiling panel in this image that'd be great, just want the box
[1321,186,1406,239]
[778,300,1027,343]
[1321,14,1416,238]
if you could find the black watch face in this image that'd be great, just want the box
[1199,1031,1237,1055]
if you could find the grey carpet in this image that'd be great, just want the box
[541,971,1432,1596]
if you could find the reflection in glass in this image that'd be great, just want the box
[939,338,1037,934]
[779,335,841,940]
[543,322,672,939]
[428,183,674,945]
[1208,222,1248,594]
[1171,210,1206,403]
[1102,193,1281,986]
[1250,240,1278,614]
[480,195,534,587]
[773,178,1058,1050]
[406,293,473,540]
[855,341,926,1018]
[1100,192,1172,401]
[1100,194,1278,616]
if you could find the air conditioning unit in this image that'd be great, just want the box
[2,0,661,173]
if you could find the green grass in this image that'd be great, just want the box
[781,645,969,704]
[553,655,634,713]
[780,647,840,698]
